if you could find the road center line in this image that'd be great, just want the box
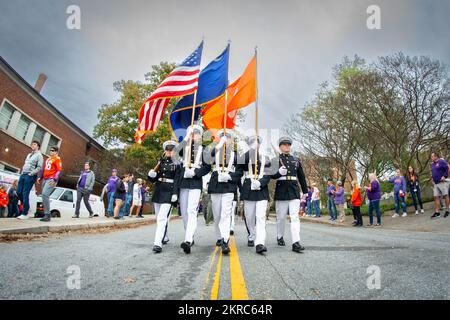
[229,236,249,300]
[210,250,223,300]
[200,245,219,300]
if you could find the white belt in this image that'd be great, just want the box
[158,178,174,183]
[278,176,297,181]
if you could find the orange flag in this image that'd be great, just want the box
[202,55,257,139]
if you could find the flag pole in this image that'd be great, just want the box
[221,82,229,171]
[187,89,198,168]
[254,47,259,179]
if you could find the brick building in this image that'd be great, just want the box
[0,56,105,195]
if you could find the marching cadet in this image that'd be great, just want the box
[207,129,243,255]
[147,140,181,253]
[272,136,308,253]
[237,135,271,254]
[175,124,211,254]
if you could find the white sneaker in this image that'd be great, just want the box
[402,213,407,217]
[17,215,29,220]
[421,209,424,214]
[392,214,399,218]
[415,210,419,215]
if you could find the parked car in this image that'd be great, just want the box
[0,169,37,216]
[35,187,104,218]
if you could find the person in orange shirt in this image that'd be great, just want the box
[0,185,9,218]
[37,146,62,222]
[351,180,363,227]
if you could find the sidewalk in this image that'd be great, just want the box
[299,201,450,234]
[0,215,158,235]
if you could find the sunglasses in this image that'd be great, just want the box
[50,149,57,152]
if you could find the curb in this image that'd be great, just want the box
[0,217,161,235]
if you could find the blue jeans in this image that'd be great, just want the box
[306,200,312,216]
[107,192,115,215]
[16,174,37,216]
[327,197,337,219]
[312,200,321,217]
[394,193,407,214]
[409,187,423,211]
[7,203,19,217]
[368,200,381,225]
[121,194,132,217]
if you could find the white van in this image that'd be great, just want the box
[0,169,37,216]
[35,187,105,218]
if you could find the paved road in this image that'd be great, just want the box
[0,215,449,300]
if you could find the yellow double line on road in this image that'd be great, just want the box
[202,236,249,300]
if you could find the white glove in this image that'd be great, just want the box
[183,126,193,141]
[218,172,232,183]
[184,168,195,179]
[251,179,261,190]
[278,166,288,176]
[215,136,227,150]
[148,170,157,178]
[171,194,178,202]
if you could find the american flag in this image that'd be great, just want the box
[135,42,203,143]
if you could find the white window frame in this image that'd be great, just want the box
[0,98,63,156]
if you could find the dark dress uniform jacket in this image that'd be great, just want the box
[175,140,211,190]
[148,157,181,204]
[237,150,272,201]
[272,153,308,201]
[207,145,243,194]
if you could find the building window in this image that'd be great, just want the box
[15,114,31,141]
[0,101,14,130]
[33,125,46,146]
[46,135,60,155]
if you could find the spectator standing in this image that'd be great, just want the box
[430,152,449,219]
[387,169,408,218]
[365,173,382,226]
[351,180,363,227]
[73,162,95,218]
[113,175,128,220]
[0,185,8,218]
[306,186,313,217]
[122,173,134,217]
[17,141,43,220]
[137,183,147,218]
[334,181,345,223]
[406,166,424,215]
[100,169,120,217]
[326,179,337,221]
[38,146,62,222]
[311,185,321,218]
[7,180,20,218]
[130,178,143,217]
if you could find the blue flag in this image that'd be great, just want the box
[170,44,230,141]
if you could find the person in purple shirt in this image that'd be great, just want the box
[387,169,408,218]
[306,186,313,217]
[100,169,120,218]
[73,162,96,218]
[430,152,449,219]
[326,179,337,221]
[365,173,381,226]
[333,181,346,223]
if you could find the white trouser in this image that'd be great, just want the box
[244,200,267,246]
[230,200,237,232]
[211,193,234,243]
[276,199,301,244]
[153,203,172,247]
[179,188,201,243]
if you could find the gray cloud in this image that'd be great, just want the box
[0,0,449,138]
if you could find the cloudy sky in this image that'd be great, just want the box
[1,0,449,145]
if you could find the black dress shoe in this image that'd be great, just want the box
[216,239,222,247]
[256,244,267,254]
[230,230,234,236]
[247,240,255,247]
[162,239,169,245]
[181,242,191,254]
[292,242,304,253]
[277,237,286,246]
[153,245,162,253]
[221,241,230,255]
